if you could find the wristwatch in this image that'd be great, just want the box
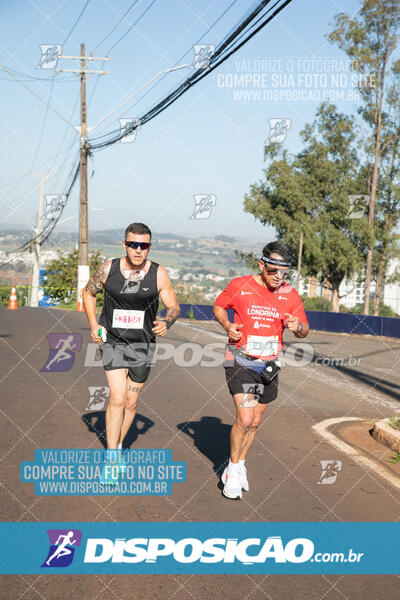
[295,322,303,334]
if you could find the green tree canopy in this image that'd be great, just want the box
[43,249,104,304]
[244,103,370,311]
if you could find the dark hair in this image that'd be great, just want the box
[262,240,293,262]
[124,222,152,240]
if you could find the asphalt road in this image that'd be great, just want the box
[1,306,399,599]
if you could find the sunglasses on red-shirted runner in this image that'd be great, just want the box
[124,241,151,250]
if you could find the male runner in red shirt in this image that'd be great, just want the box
[214,241,309,499]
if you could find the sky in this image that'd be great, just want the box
[0,0,363,244]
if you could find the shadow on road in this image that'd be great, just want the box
[81,411,154,448]
[310,351,400,403]
[177,416,231,477]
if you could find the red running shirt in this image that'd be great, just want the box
[215,275,308,360]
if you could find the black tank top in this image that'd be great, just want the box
[99,258,159,345]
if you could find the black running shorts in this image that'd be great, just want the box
[99,341,155,383]
[224,359,279,404]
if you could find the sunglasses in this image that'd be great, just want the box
[124,240,151,250]
[265,265,291,278]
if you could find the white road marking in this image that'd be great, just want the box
[312,417,400,492]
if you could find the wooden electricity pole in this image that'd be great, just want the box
[56,44,109,301]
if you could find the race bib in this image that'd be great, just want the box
[112,309,144,329]
[245,335,279,357]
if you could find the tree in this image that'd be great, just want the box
[244,103,369,312]
[328,0,400,314]
[43,249,104,304]
[372,60,400,314]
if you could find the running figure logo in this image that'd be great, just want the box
[267,118,291,143]
[41,334,82,372]
[41,529,82,567]
[348,195,369,219]
[86,386,110,410]
[240,383,264,407]
[44,194,67,219]
[36,44,62,69]
[191,44,215,69]
[119,118,141,143]
[190,194,217,219]
[317,460,342,485]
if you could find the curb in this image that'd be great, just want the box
[312,417,400,492]
[370,419,400,453]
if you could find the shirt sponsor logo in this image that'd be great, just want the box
[241,291,252,295]
[247,306,280,319]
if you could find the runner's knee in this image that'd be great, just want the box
[248,423,260,433]
[251,415,263,429]
[109,392,126,408]
[235,415,253,431]
[125,397,138,411]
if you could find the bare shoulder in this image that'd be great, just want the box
[97,259,112,283]
[156,265,172,290]
[85,259,112,295]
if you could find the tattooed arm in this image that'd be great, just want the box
[82,260,112,343]
[152,266,180,337]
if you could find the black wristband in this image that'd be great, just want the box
[161,320,172,329]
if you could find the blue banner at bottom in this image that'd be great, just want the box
[0,522,398,574]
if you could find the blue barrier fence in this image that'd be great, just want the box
[160,304,400,338]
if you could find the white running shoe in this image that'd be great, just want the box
[239,464,249,492]
[222,468,242,500]
[222,465,249,492]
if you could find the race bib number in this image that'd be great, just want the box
[112,309,144,329]
[245,335,279,357]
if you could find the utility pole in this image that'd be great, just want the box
[78,42,89,298]
[29,172,55,307]
[56,45,109,300]
[296,231,303,292]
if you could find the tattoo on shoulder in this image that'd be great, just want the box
[85,261,109,296]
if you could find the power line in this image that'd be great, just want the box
[109,0,158,51]
[63,0,92,44]
[92,0,241,137]
[17,156,81,252]
[89,0,294,150]
[29,0,93,171]
[92,0,140,51]
[0,64,77,130]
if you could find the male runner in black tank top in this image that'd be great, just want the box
[82,222,179,456]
